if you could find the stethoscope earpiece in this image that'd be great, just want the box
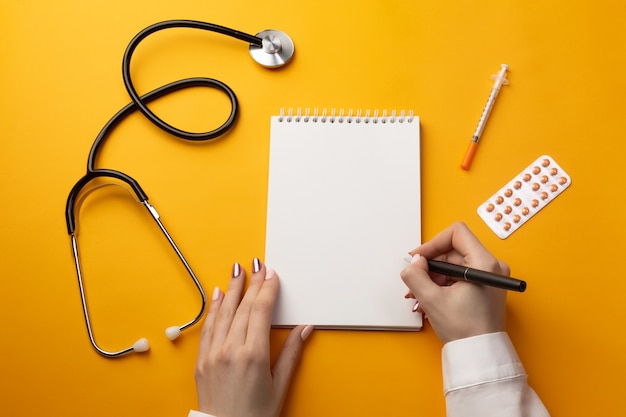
[165,326,182,341]
[249,29,295,68]
[133,338,150,353]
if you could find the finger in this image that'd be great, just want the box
[400,254,442,305]
[414,222,478,258]
[197,285,224,355]
[226,258,268,345]
[496,259,511,276]
[412,222,487,264]
[246,268,280,346]
[407,226,458,261]
[210,262,247,346]
[427,222,506,273]
[272,325,313,402]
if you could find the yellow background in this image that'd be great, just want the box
[1,1,625,416]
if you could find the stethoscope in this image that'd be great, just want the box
[65,20,295,358]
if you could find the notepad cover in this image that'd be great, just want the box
[265,110,422,330]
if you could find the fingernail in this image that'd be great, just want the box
[252,257,261,273]
[232,262,241,278]
[300,325,314,341]
[265,268,275,280]
[412,300,420,312]
[411,254,420,264]
[212,286,221,301]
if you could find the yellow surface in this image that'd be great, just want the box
[1,1,625,416]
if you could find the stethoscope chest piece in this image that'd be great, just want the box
[249,30,295,68]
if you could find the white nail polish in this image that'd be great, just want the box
[265,268,276,280]
[212,286,221,301]
[300,325,314,341]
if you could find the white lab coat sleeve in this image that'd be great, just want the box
[442,332,550,417]
[188,410,215,417]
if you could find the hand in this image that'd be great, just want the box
[195,258,313,417]
[400,222,508,344]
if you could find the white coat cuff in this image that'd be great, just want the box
[442,331,527,395]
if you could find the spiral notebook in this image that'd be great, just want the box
[265,108,422,330]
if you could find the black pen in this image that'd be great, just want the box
[426,259,526,292]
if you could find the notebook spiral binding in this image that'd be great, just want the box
[278,108,415,124]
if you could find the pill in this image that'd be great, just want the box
[532,166,541,174]
[514,181,522,189]
[541,192,549,200]
[496,196,504,204]
[504,206,512,214]
[542,158,551,167]
[532,183,540,191]
[486,203,495,212]
[504,189,513,197]
[514,198,522,206]
[541,175,549,184]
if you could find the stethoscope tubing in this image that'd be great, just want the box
[85,77,239,172]
[121,20,257,141]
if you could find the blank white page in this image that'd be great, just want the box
[265,110,422,330]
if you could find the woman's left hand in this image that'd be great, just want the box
[194,258,313,417]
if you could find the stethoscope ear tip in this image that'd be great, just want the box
[133,338,150,353]
[165,326,182,341]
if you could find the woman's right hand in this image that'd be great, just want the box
[400,222,509,344]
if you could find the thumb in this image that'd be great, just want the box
[401,254,441,303]
[272,325,313,398]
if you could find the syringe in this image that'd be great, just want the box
[461,64,509,170]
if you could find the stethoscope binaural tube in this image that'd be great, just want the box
[66,169,207,358]
[65,20,294,357]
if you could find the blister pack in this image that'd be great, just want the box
[477,155,571,239]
